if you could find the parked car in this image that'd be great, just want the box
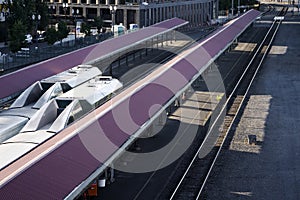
[24,34,33,44]
[33,33,46,43]
[90,27,98,36]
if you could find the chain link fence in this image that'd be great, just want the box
[0,32,112,73]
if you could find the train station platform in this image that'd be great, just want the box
[170,91,224,126]
[202,10,300,200]
[0,10,260,200]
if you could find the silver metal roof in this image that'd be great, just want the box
[57,76,123,105]
[0,66,102,143]
[0,116,28,143]
[32,83,63,109]
[3,131,55,144]
[0,143,37,170]
[20,100,78,134]
[0,130,55,170]
[21,76,122,134]
[10,82,43,108]
[0,104,39,143]
[47,100,79,134]
[21,100,58,133]
[41,65,102,88]
[0,105,38,118]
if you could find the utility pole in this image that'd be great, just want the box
[231,0,234,17]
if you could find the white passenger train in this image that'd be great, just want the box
[0,75,122,170]
[0,65,102,142]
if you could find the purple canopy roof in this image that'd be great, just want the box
[0,10,260,199]
[0,18,187,100]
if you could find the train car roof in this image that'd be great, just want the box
[0,105,38,118]
[57,76,123,105]
[41,65,102,88]
[0,116,29,143]
[0,130,55,170]
[4,130,54,145]
[0,143,37,171]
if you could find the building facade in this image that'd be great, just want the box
[46,0,218,29]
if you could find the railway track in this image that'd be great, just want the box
[109,26,217,88]
[169,7,286,200]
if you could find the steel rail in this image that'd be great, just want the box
[170,9,284,199]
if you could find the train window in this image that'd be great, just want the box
[68,69,77,74]
[56,100,73,108]
[77,65,93,69]
[67,115,75,125]
[50,84,63,99]
[98,77,112,81]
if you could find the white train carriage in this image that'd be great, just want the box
[56,76,123,107]
[0,65,102,142]
[0,76,122,170]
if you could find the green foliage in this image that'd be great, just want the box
[219,0,260,13]
[81,22,91,36]
[0,23,7,43]
[57,21,69,43]
[44,22,70,45]
[6,0,49,52]
[219,0,231,11]
[6,0,49,34]
[7,0,33,32]
[92,17,103,34]
[34,0,50,31]
[9,20,26,52]
[45,27,58,45]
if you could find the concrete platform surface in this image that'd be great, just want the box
[202,13,300,200]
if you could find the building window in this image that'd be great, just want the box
[90,0,97,4]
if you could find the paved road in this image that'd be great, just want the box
[202,11,300,200]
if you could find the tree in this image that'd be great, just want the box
[218,0,260,14]
[0,23,7,43]
[81,22,91,36]
[92,16,103,34]
[45,27,58,45]
[57,21,69,44]
[34,0,49,31]
[9,20,27,52]
[7,0,33,32]
[7,0,49,34]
